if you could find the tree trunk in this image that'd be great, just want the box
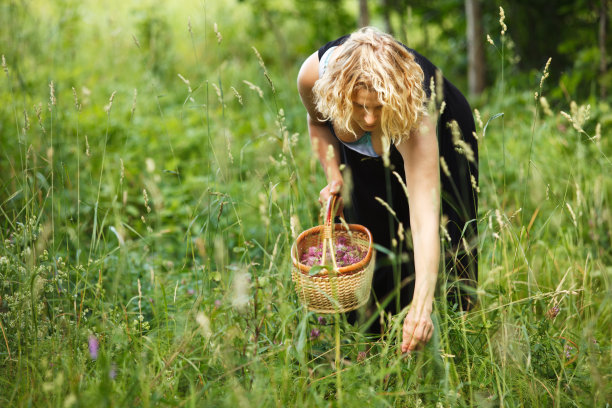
[359,0,370,28]
[465,0,486,96]
[599,0,608,99]
[382,0,393,34]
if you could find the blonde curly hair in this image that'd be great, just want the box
[313,27,427,146]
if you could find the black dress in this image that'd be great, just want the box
[317,36,478,333]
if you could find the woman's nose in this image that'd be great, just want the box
[364,111,376,125]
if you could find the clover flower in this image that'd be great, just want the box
[300,240,365,267]
[88,335,99,360]
[310,328,321,339]
[546,305,560,319]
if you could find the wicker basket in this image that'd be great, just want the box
[290,195,375,313]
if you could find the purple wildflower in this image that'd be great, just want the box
[214,299,222,308]
[301,242,365,267]
[88,335,99,360]
[310,328,321,339]
[546,305,560,319]
[317,316,327,325]
[357,351,367,363]
[187,288,195,296]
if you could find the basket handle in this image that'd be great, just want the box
[324,193,339,228]
[320,194,339,270]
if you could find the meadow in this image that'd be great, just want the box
[0,1,610,407]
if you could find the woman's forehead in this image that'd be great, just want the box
[352,89,382,106]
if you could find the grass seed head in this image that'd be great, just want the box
[242,80,263,99]
[440,156,451,177]
[49,81,56,109]
[211,82,223,105]
[375,196,396,217]
[539,58,552,89]
[23,109,30,133]
[131,88,137,117]
[104,91,117,115]
[120,159,124,185]
[495,209,504,230]
[72,87,80,111]
[143,189,151,213]
[440,223,451,243]
[231,86,243,105]
[196,312,212,338]
[290,215,300,240]
[462,237,470,254]
[178,73,192,93]
[231,270,251,313]
[470,174,480,193]
[499,6,507,36]
[252,46,266,70]
[474,108,483,129]
[381,136,391,167]
[566,202,577,227]
[539,96,553,116]
[214,23,222,44]
[35,103,45,134]
[137,279,142,318]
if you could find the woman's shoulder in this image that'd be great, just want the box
[318,35,350,60]
[297,51,320,91]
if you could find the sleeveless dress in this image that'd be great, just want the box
[317,36,478,330]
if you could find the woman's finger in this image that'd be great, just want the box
[425,324,433,342]
[403,318,433,352]
[401,323,414,352]
[403,324,420,352]
[407,334,422,352]
[411,325,429,351]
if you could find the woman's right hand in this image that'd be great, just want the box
[319,179,344,219]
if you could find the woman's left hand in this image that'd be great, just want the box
[401,304,433,353]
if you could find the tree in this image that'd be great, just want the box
[599,0,608,98]
[465,0,486,96]
[359,0,371,27]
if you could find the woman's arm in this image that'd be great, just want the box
[297,51,344,206]
[395,114,440,352]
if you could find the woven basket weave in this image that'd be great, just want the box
[290,195,375,313]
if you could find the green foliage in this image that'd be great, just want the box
[0,1,611,407]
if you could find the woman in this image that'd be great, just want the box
[297,27,478,352]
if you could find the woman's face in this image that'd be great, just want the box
[351,89,382,132]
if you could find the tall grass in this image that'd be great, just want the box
[0,1,610,407]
